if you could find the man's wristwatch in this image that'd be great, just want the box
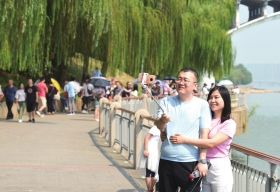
[199,159,207,164]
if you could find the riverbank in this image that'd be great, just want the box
[238,85,280,94]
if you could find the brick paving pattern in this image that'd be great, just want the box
[0,113,144,192]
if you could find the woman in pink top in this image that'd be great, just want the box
[170,86,236,192]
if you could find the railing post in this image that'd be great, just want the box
[141,94,148,110]
[246,155,250,192]
[109,102,121,147]
[99,98,109,134]
[113,95,122,103]
[269,163,278,192]
[134,109,150,169]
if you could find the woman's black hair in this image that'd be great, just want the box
[133,84,138,91]
[18,82,24,89]
[207,86,231,123]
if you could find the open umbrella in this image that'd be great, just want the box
[89,77,107,85]
[218,80,233,86]
[51,78,61,91]
[93,79,110,87]
[163,75,177,81]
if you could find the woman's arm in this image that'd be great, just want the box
[143,133,152,157]
[170,132,230,148]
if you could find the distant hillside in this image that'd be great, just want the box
[244,64,280,83]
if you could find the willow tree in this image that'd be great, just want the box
[0,0,235,80]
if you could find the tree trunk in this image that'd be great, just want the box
[82,55,90,82]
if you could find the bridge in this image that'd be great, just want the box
[229,0,280,33]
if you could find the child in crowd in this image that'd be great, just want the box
[138,125,160,192]
[15,83,26,123]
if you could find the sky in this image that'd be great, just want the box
[231,5,280,65]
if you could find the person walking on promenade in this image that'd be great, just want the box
[64,80,75,115]
[0,85,5,106]
[155,67,211,192]
[25,79,38,123]
[138,125,160,192]
[202,83,209,100]
[81,77,93,113]
[3,80,17,120]
[36,77,48,117]
[53,90,60,112]
[15,83,26,123]
[92,86,105,121]
[169,86,236,192]
[46,81,56,115]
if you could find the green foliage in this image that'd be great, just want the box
[248,103,259,119]
[227,64,252,85]
[0,0,236,78]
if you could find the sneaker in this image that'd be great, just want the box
[65,107,69,110]
[19,119,22,123]
[36,111,42,117]
[95,119,99,122]
[67,113,72,115]
[81,110,87,114]
[28,119,32,123]
[32,118,35,123]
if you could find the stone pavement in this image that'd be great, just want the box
[0,112,145,192]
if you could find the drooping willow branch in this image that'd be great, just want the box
[0,0,235,78]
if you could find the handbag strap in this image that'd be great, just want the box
[49,86,54,95]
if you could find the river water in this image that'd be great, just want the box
[232,82,280,176]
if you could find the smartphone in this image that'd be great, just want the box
[138,73,156,85]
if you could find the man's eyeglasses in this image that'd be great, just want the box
[176,78,196,84]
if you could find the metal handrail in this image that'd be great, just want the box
[115,107,136,115]
[231,143,280,166]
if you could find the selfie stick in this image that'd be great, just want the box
[141,83,165,113]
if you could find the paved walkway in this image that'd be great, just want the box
[0,112,144,192]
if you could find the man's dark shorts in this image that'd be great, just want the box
[84,96,92,104]
[159,159,200,192]
[26,101,36,112]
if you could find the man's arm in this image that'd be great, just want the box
[35,91,38,102]
[196,128,210,175]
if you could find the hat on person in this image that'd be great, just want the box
[155,81,161,84]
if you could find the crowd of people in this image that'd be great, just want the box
[137,67,236,192]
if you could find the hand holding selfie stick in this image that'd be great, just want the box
[139,72,171,121]
[141,83,165,113]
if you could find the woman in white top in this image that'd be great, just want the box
[15,83,26,123]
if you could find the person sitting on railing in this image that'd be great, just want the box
[155,67,211,192]
[113,81,123,98]
[151,81,163,98]
[122,82,133,98]
[232,84,240,95]
[168,86,236,192]
[138,125,160,192]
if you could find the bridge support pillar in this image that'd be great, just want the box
[235,0,241,28]
[263,0,268,16]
